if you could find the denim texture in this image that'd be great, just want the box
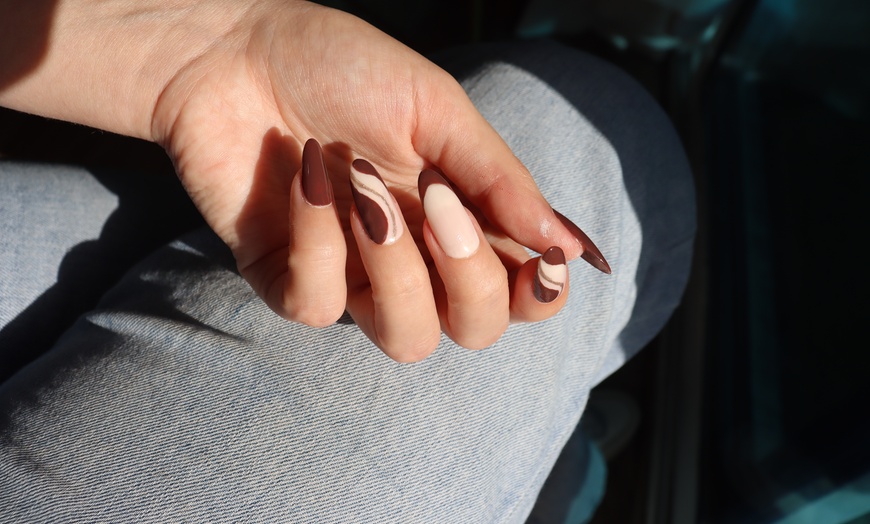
[0,42,695,522]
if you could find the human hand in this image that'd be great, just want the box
[0,0,608,361]
[145,1,609,360]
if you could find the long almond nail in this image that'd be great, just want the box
[534,247,567,303]
[553,209,612,274]
[301,138,332,206]
[418,169,480,259]
[350,159,403,245]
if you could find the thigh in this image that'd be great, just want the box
[0,163,116,323]
[0,163,118,380]
[437,40,696,383]
[0,43,694,523]
[0,162,202,381]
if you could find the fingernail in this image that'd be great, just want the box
[534,247,567,303]
[350,159,403,245]
[418,169,480,259]
[301,138,333,206]
[553,209,612,275]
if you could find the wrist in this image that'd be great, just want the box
[0,0,262,141]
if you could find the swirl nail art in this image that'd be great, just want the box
[350,159,404,245]
[534,247,567,303]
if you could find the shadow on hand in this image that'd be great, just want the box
[0,2,58,91]
[232,130,362,326]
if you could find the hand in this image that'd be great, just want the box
[0,0,608,361]
[148,1,605,360]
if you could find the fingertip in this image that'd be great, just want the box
[421,199,510,349]
[552,209,612,274]
[279,293,347,328]
[381,328,442,363]
[454,321,508,351]
[284,276,348,332]
[284,161,347,328]
[346,172,442,362]
[510,247,570,323]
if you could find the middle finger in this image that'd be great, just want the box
[345,159,441,362]
[419,169,510,349]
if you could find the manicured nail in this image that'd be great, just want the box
[301,138,333,206]
[350,159,403,245]
[553,209,612,275]
[534,247,567,303]
[418,169,480,259]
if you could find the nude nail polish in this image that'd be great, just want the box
[418,169,480,259]
[350,159,403,245]
[301,138,332,206]
[553,209,612,275]
[534,247,567,303]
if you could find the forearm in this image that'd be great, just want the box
[0,0,253,141]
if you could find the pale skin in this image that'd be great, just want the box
[0,0,584,362]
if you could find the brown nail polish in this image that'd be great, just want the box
[301,138,332,206]
[534,246,567,303]
[350,159,403,245]
[553,209,612,275]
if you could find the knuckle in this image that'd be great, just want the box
[380,270,431,303]
[290,244,343,269]
[455,267,509,309]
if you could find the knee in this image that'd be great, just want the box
[500,41,696,241]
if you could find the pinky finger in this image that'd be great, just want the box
[282,139,347,326]
[509,247,570,323]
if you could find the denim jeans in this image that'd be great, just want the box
[0,42,695,523]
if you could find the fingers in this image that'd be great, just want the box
[264,139,567,362]
[419,169,569,345]
[343,162,566,360]
[281,145,570,358]
[346,159,441,362]
[419,169,510,349]
[274,143,570,360]
[280,150,567,360]
[411,70,611,274]
[280,139,348,327]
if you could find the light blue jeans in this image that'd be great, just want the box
[0,42,695,523]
